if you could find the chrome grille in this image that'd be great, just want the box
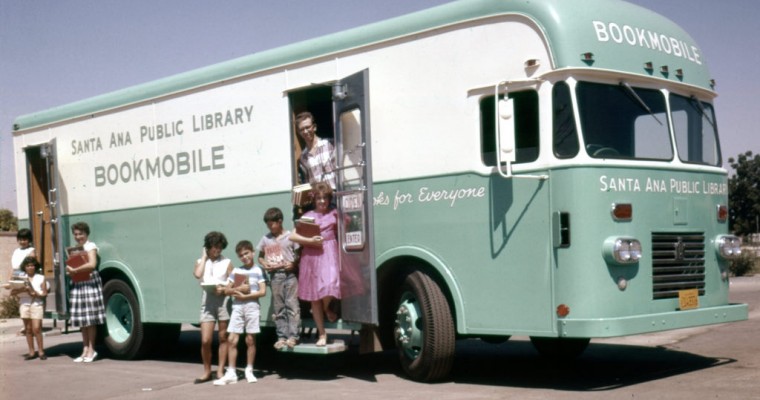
[651,232,705,299]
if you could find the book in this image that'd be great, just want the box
[232,273,248,288]
[291,183,313,206]
[66,246,91,283]
[4,280,28,290]
[264,243,284,265]
[296,219,321,238]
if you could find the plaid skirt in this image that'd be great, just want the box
[69,270,106,327]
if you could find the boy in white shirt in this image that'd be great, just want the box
[214,240,267,385]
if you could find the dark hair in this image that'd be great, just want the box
[263,207,283,223]
[71,221,90,235]
[203,231,228,250]
[235,240,254,253]
[21,256,41,273]
[295,111,314,126]
[17,228,33,241]
[312,181,333,202]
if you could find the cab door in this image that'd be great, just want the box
[332,69,377,324]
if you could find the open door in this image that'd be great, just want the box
[24,140,66,316]
[332,69,377,325]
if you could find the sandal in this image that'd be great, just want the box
[286,338,298,349]
[273,339,287,350]
[316,335,327,347]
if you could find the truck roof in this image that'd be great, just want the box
[14,0,712,131]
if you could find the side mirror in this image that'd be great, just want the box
[498,98,516,162]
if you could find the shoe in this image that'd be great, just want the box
[213,369,238,385]
[83,351,98,363]
[286,337,298,349]
[316,334,327,347]
[193,376,212,384]
[24,352,38,361]
[73,356,85,363]
[273,338,287,350]
[39,354,47,361]
[245,367,257,383]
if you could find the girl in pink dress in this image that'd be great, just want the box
[290,182,340,346]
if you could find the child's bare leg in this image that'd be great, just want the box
[23,319,35,356]
[198,321,215,380]
[246,334,256,366]
[311,301,327,345]
[217,320,229,378]
[227,332,239,370]
[32,319,44,356]
[322,296,337,322]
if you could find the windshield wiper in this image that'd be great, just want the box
[620,81,663,126]
[689,95,716,129]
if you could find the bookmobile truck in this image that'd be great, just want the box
[11,0,747,382]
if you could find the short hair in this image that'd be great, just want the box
[71,222,90,235]
[263,207,283,223]
[312,181,333,202]
[203,231,228,250]
[235,240,254,253]
[295,111,314,126]
[21,256,41,273]
[17,228,33,241]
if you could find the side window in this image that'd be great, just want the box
[480,90,539,166]
[552,82,579,158]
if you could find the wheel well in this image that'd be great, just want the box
[99,268,133,291]
[376,256,458,346]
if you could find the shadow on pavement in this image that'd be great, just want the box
[39,329,732,390]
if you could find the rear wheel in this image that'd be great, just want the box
[103,279,150,359]
[529,337,590,360]
[394,270,455,382]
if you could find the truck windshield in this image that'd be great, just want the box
[669,93,721,166]
[576,81,672,160]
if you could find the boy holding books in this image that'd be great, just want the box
[257,207,300,350]
[214,240,266,385]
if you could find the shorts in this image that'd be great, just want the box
[199,290,230,323]
[227,302,261,334]
[20,303,44,320]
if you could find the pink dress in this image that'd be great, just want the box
[298,209,341,301]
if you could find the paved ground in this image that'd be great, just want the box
[1,276,758,399]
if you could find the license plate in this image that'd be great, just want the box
[678,289,699,310]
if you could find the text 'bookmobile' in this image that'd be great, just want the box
[11,0,747,382]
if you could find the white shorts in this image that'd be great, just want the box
[20,303,44,320]
[227,302,260,334]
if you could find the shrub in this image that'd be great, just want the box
[729,252,758,277]
[0,295,20,319]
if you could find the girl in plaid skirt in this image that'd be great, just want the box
[66,222,105,363]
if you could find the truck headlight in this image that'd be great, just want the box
[715,235,741,259]
[603,237,642,264]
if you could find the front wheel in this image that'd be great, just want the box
[103,279,150,359]
[394,271,455,382]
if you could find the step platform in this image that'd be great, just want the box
[277,339,346,355]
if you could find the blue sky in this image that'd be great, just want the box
[1,0,758,214]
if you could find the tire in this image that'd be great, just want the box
[103,279,150,359]
[394,270,455,382]
[529,337,590,360]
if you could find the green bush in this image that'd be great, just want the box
[0,295,20,319]
[729,252,758,277]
